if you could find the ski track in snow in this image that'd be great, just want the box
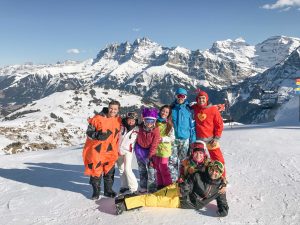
[0,123,300,225]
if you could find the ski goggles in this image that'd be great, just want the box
[176,94,187,99]
[144,118,156,124]
[126,112,138,119]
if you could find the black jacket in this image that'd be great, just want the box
[179,168,229,216]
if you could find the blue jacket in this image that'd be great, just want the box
[171,101,196,143]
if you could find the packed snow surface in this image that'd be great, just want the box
[0,97,299,225]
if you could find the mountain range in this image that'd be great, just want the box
[0,35,299,153]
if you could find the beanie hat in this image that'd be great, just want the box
[175,88,188,96]
[196,89,209,104]
[142,107,158,120]
[208,161,224,178]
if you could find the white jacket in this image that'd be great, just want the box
[119,126,139,155]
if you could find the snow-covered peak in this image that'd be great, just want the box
[0,59,93,77]
[93,37,165,65]
[170,46,191,57]
[133,37,157,46]
[210,37,250,53]
[254,35,300,69]
[206,37,256,72]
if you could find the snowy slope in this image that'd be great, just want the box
[0,101,299,225]
[0,87,149,154]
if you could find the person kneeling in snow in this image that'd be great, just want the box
[115,158,229,217]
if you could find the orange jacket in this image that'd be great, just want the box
[82,114,121,177]
[192,104,223,141]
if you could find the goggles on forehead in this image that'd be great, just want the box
[176,94,187,99]
[208,161,224,177]
[126,112,138,119]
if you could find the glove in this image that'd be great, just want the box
[189,101,197,107]
[177,177,184,184]
[208,139,218,148]
[179,182,191,197]
[148,157,154,168]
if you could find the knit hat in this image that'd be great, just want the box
[142,107,158,120]
[175,88,188,96]
[196,89,209,105]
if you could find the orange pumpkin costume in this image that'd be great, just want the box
[82,114,121,177]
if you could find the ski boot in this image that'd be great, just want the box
[90,176,101,200]
[115,195,126,215]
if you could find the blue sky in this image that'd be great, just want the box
[0,0,300,66]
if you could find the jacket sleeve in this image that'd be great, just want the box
[161,127,175,143]
[148,127,161,158]
[86,117,113,141]
[189,112,196,143]
[213,108,224,139]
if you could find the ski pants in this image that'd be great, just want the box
[117,152,138,192]
[137,158,156,192]
[153,156,172,188]
[169,139,190,182]
[206,141,226,178]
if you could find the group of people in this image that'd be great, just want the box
[82,88,229,217]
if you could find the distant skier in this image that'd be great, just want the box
[82,100,121,199]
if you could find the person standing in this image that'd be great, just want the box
[116,112,139,195]
[134,107,161,193]
[82,100,121,199]
[190,89,227,181]
[169,88,196,182]
[154,105,175,189]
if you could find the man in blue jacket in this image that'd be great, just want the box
[169,88,196,182]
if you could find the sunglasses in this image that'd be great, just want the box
[176,94,187,99]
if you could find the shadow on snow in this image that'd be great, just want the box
[0,162,138,199]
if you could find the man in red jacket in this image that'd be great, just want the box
[191,90,227,187]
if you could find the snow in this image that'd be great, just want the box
[0,136,12,155]
[0,87,146,154]
[0,100,300,225]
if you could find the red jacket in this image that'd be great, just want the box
[136,126,161,158]
[192,104,223,141]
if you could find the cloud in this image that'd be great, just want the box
[262,0,300,10]
[132,28,141,32]
[66,49,80,54]
[280,6,292,11]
